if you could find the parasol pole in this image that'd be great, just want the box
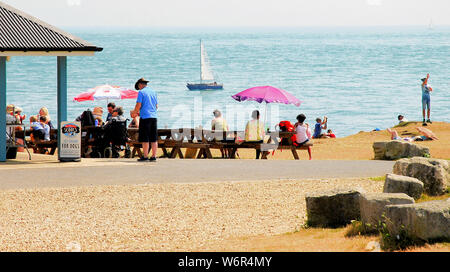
[264,102,268,132]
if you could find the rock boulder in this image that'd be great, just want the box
[373,141,430,160]
[359,193,415,229]
[384,199,450,242]
[393,157,449,196]
[383,173,424,200]
[306,189,361,228]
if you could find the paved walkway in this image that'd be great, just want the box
[0,158,395,190]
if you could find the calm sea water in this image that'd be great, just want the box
[5,27,450,137]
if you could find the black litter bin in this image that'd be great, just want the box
[6,147,18,159]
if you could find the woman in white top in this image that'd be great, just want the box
[294,114,312,160]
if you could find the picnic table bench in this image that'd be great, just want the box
[127,128,213,159]
[203,130,313,160]
[15,129,58,155]
[127,129,312,160]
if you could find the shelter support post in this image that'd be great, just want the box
[0,57,6,162]
[57,56,67,161]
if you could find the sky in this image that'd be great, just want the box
[2,0,449,28]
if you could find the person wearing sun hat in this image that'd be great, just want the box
[132,78,158,162]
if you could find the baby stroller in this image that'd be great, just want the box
[91,119,131,158]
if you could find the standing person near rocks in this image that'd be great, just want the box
[421,73,433,126]
[132,78,158,162]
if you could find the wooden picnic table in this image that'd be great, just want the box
[81,127,312,160]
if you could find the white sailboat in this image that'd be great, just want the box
[187,40,223,90]
[428,18,434,30]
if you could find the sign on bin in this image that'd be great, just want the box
[59,121,81,162]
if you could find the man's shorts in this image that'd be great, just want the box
[139,118,158,143]
[422,94,431,110]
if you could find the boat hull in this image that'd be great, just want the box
[187,83,223,91]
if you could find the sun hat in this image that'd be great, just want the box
[6,104,15,114]
[135,78,150,90]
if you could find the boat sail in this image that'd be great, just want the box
[187,40,223,90]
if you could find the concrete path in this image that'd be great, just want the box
[0,159,395,190]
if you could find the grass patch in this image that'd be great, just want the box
[369,176,386,182]
[394,121,421,128]
[345,220,380,237]
[417,187,450,203]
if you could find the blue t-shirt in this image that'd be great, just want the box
[313,123,322,138]
[31,121,43,131]
[137,86,158,119]
[42,123,50,141]
[422,84,430,97]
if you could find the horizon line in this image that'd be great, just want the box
[61,24,450,29]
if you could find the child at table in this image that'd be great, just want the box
[39,116,51,141]
[29,115,45,151]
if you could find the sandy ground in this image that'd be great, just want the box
[0,178,384,252]
[2,121,448,252]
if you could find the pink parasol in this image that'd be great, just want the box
[232,86,302,107]
[73,85,138,102]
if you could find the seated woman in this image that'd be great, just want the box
[294,114,312,160]
[39,107,54,129]
[245,110,265,159]
[107,106,127,123]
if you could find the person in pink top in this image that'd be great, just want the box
[294,114,312,160]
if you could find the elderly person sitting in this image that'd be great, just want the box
[245,110,265,159]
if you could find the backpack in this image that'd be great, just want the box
[80,110,96,127]
[278,121,297,146]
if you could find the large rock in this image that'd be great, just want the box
[385,199,450,242]
[306,189,361,228]
[393,157,449,196]
[359,193,414,228]
[383,174,424,200]
[373,141,430,160]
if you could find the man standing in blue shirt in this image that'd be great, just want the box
[132,78,158,161]
[421,73,433,126]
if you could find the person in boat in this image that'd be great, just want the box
[245,110,265,159]
[211,109,230,158]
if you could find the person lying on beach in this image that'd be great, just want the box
[387,127,435,142]
[313,116,327,139]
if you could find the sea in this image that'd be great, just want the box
[5,26,450,137]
